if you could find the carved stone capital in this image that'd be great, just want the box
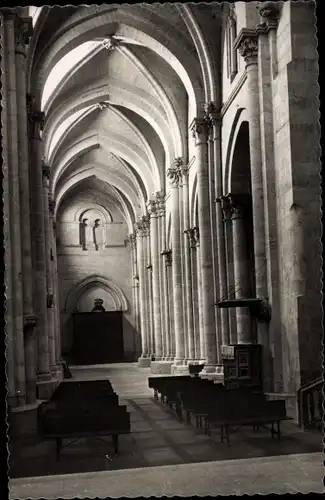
[258,1,279,22]
[134,220,144,236]
[218,193,251,221]
[1,11,33,44]
[155,191,165,215]
[27,94,45,139]
[186,227,200,248]
[190,118,208,145]
[42,162,50,179]
[203,101,221,129]
[161,249,172,267]
[147,199,158,217]
[102,36,119,51]
[142,215,150,236]
[180,163,190,181]
[12,16,33,54]
[234,29,258,66]
[218,195,233,222]
[167,159,183,188]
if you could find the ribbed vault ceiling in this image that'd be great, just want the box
[27,4,222,231]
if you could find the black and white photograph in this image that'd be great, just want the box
[1,2,323,498]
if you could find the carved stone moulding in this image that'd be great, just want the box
[161,248,172,266]
[234,28,258,66]
[258,1,279,21]
[185,227,200,248]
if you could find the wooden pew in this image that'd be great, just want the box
[205,399,291,444]
[39,405,130,460]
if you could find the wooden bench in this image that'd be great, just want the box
[205,399,291,444]
[39,406,130,460]
[149,376,191,401]
[39,393,120,413]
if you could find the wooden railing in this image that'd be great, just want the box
[297,377,323,430]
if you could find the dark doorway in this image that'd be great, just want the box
[72,311,124,365]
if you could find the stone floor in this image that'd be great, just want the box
[9,363,324,498]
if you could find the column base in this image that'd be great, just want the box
[36,379,59,400]
[36,371,52,382]
[150,361,173,374]
[163,356,174,361]
[171,363,189,375]
[138,356,151,368]
[199,364,224,383]
[9,401,43,446]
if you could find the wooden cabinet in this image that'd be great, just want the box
[222,344,263,391]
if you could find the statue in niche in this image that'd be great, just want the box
[81,218,95,250]
[91,298,106,312]
[93,218,104,250]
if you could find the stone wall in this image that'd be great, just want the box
[57,197,137,362]
[272,1,321,392]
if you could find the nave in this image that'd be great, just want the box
[9,363,322,498]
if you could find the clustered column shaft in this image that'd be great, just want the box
[191,120,218,372]
[135,220,150,365]
[27,96,51,382]
[148,200,163,359]
[42,164,57,372]
[182,166,195,363]
[167,160,185,366]
[235,28,272,390]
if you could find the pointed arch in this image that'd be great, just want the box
[64,275,129,313]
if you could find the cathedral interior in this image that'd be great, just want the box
[2,2,323,496]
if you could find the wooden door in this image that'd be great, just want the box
[72,311,124,365]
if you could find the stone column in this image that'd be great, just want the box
[157,193,167,358]
[1,12,37,406]
[42,164,57,373]
[220,196,238,344]
[196,234,206,362]
[48,195,62,371]
[204,104,222,365]
[187,228,201,362]
[167,160,187,371]
[229,194,252,343]
[136,221,150,366]
[178,174,188,361]
[235,29,272,389]
[1,11,16,405]
[143,216,154,358]
[130,232,141,358]
[27,96,51,384]
[205,105,230,347]
[162,250,172,360]
[15,15,38,404]
[148,200,163,360]
[190,119,217,373]
[182,167,195,363]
